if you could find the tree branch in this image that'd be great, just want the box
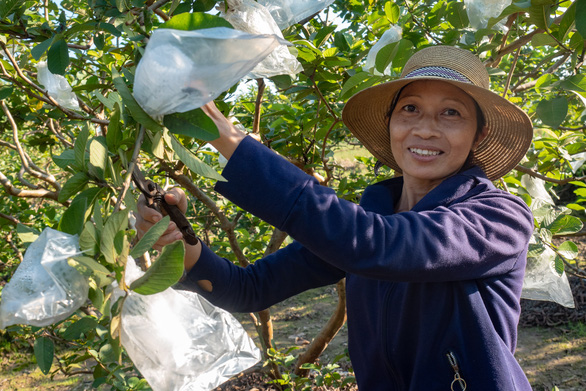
[253,78,265,135]
[0,212,18,226]
[1,100,61,191]
[114,125,145,213]
[294,279,347,376]
[515,165,586,185]
[0,170,61,202]
[164,168,250,267]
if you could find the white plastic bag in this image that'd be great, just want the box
[133,27,288,118]
[363,25,403,76]
[115,260,261,391]
[464,0,512,31]
[520,175,575,308]
[36,62,80,110]
[257,0,335,30]
[221,0,302,79]
[0,228,87,329]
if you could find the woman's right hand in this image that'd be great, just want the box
[135,188,187,251]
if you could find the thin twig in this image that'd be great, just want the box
[516,164,586,184]
[1,100,60,191]
[253,78,265,135]
[114,126,146,213]
[502,47,521,99]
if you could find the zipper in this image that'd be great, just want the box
[446,351,467,391]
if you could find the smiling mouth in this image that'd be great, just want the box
[409,148,442,156]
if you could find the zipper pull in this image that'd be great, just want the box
[446,352,467,391]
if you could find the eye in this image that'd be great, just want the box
[401,104,417,113]
[443,108,461,116]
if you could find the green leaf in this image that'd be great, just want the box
[16,224,40,247]
[192,0,218,12]
[553,254,564,276]
[58,187,103,235]
[47,39,69,75]
[100,211,129,264]
[384,1,400,24]
[559,75,586,95]
[0,0,21,19]
[557,240,579,260]
[536,97,568,128]
[576,0,586,37]
[445,1,468,29]
[531,32,557,47]
[53,149,76,169]
[63,317,99,340]
[129,240,185,295]
[88,137,108,181]
[130,216,170,259]
[68,255,113,287]
[160,12,233,31]
[34,337,54,375]
[314,25,337,48]
[170,136,225,181]
[164,108,219,141]
[106,103,123,150]
[375,39,414,74]
[79,221,99,256]
[528,3,551,30]
[340,71,372,99]
[31,38,54,61]
[0,86,12,99]
[547,214,583,235]
[58,172,89,203]
[112,75,163,132]
[97,22,121,37]
[74,126,90,170]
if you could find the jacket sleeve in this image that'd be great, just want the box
[214,136,534,283]
[177,240,345,313]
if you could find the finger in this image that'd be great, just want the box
[164,188,188,214]
[137,193,164,223]
[153,230,184,251]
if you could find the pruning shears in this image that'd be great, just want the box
[131,165,199,246]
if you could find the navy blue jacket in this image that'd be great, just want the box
[181,136,534,390]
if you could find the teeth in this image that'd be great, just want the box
[410,148,440,156]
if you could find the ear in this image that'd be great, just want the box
[473,126,489,150]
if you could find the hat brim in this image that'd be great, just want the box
[341,76,533,181]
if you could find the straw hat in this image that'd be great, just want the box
[342,45,533,181]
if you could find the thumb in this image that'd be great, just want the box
[164,188,188,213]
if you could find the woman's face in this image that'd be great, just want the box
[389,80,485,188]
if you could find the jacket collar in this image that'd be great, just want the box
[364,166,493,213]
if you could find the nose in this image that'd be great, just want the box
[411,113,441,139]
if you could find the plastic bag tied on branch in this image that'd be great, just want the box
[257,0,335,30]
[113,260,261,391]
[0,228,87,329]
[363,25,403,76]
[464,0,513,31]
[36,62,80,111]
[133,27,289,118]
[520,175,577,309]
[221,0,302,79]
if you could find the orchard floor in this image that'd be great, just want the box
[1,286,585,391]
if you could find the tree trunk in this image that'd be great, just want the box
[294,279,347,376]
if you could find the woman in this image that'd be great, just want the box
[136,46,534,390]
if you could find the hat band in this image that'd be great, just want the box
[404,66,472,84]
